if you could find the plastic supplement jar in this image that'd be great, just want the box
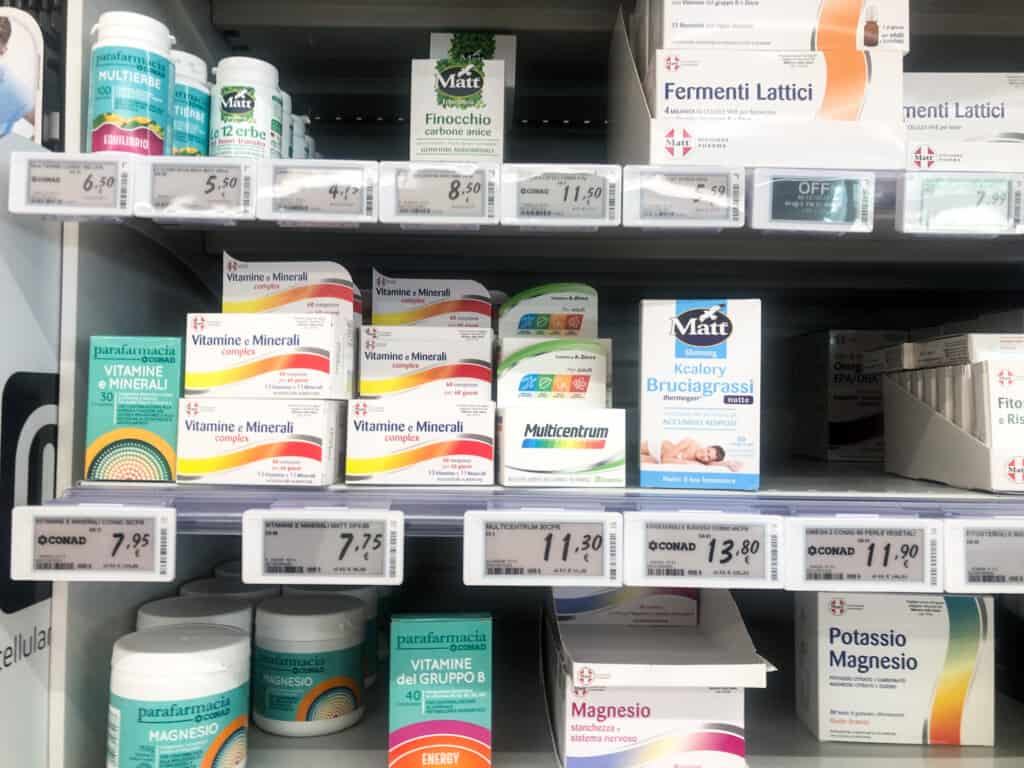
[107,624,250,768]
[170,50,210,156]
[214,559,243,580]
[180,577,280,606]
[210,56,281,159]
[280,90,293,161]
[252,595,365,737]
[136,596,253,633]
[290,114,309,159]
[88,11,175,155]
[283,585,379,687]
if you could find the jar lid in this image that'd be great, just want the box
[93,11,174,49]
[170,50,208,83]
[283,585,378,618]
[214,56,279,86]
[256,595,366,642]
[180,577,280,604]
[137,596,252,633]
[112,624,250,678]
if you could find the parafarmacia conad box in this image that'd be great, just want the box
[497,338,609,408]
[498,407,625,487]
[359,326,493,401]
[640,300,761,491]
[498,283,598,338]
[795,593,994,745]
[185,313,349,399]
[176,398,343,485]
[346,400,494,485]
[371,269,491,328]
[649,50,903,124]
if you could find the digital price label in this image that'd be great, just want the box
[463,510,621,586]
[11,505,175,582]
[786,518,942,592]
[623,167,744,228]
[397,168,489,218]
[945,519,1024,593]
[501,164,621,226]
[9,154,132,216]
[241,508,404,585]
[134,158,254,219]
[900,174,1021,235]
[259,161,377,223]
[753,169,875,233]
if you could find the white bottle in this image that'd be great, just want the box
[180,576,280,606]
[304,132,316,160]
[136,595,252,633]
[290,113,310,159]
[210,56,282,159]
[280,89,293,161]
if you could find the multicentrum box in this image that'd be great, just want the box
[371,269,491,328]
[345,400,494,485]
[359,325,493,401]
[176,398,344,486]
[795,592,994,745]
[185,313,349,399]
[497,338,609,408]
[498,283,598,338]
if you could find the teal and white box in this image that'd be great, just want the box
[497,338,609,409]
[389,615,492,767]
[639,300,761,490]
[498,283,598,338]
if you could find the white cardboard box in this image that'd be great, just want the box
[176,398,343,486]
[371,268,491,328]
[862,342,918,374]
[795,592,994,745]
[553,587,698,627]
[497,338,609,409]
[915,334,1024,369]
[498,283,598,338]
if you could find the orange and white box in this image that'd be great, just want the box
[346,400,494,485]
[185,313,349,399]
[371,268,491,328]
[359,326,493,401]
[177,398,344,486]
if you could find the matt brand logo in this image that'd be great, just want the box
[354,402,368,416]
[913,146,935,169]
[221,86,256,121]
[673,306,733,347]
[1008,457,1024,484]
[577,666,594,686]
[830,598,846,616]
[226,260,239,272]
[664,55,681,71]
[185,401,200,416]
[435,59,485,109]
[665,127,693,158]
[191,316,206,331]
[999,369,1016,386]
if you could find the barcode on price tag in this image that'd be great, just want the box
[945,519,1024,592]
[259,161,378,223]
[241,508,404,585]
[136,158,255,219]
[11,505,175,582]
[10,153,133,216]
[463,510,622,586]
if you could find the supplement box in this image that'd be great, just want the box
[639,300,761,490]
[498,283,598,338]
[409,57,505,163]
[389,615,492,768]
[346,400,495,485]
[553,587,698,627]
[371,269,491,328]
[176,398,344,486]
[185,312,349,399]
[497,407,625,487]
[543,590,767,768]
[359,326,493,401]
[795,592,994,745]
[915,334,1024,369]
[792,330,906,461]
[862,342,918,374]
[497,338,609,409]
[85,336,181,482]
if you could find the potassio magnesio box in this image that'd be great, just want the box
[176,398,344,485]
[372,269,491,328]
[359,326,493,401]
[346,400,494,485]
[795,592,994,745]
[498,283,598,338]
[497,338,609,408]
[640,300,761,490]
[185,313,348,399]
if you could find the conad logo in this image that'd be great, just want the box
[673,306,733,347]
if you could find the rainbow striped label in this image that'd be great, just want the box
[498,283,597,337]
[498,339,608,409]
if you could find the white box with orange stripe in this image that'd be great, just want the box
[359,326,493,401]
[177,398,344,486]
[185,313,350,399]
[345,400,494,485]
[371,268,491,328]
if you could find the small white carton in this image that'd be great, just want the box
[497,338,609,409]
[498,407,625,487]
[640,300,761,491]
[184,313,349,399]
[345,399,494,485]
[795,592,994,745]
[916,334,1024,369]
[176,398,343,486]
[862,342,917,374]
[371,269,491,328]
[553,587,698,627]
[359,325,492,401]
[498,283,598,338]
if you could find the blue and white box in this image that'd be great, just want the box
[639,299,761,490]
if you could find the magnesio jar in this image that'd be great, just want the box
[210,56,282,159]
[283,585,379,687]
[170,50,210,156]
[180,577,280,606]
[107,624,250,768]
[136,596,253,633]
[253,595,366,737]
[88,11,175,155]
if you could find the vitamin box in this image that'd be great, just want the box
[176,398,343,486]
[371,269,491,328]
[359,326,493,401]
[497,338,609,409]
[498,283,598,338]
[552,587,699,627]
[85,336,182,482]
[185,313,349,399]
[346,400,495,485]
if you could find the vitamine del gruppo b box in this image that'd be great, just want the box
[389,615,492,768]
[85,336,182,482]
[553,587,698,627]
[371,269,492,328]
[176,398,344,486]
[497,283,598,338]
[185,313,349,399]
[795,592,994,745]
[497,338,610,409]
[639,300,761,491]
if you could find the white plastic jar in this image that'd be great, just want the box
[280,90,293,160]
[210,56,281,159]
[170,50,210,156]
[87,11,175,155]
[214,559,243,580]
[304,133,316,159]
[290,113,309,159]
[252,595,365,737]
[136,596,252,633]
[107,624,250,768]
[180,577,280,606]
[283,585,379,687]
